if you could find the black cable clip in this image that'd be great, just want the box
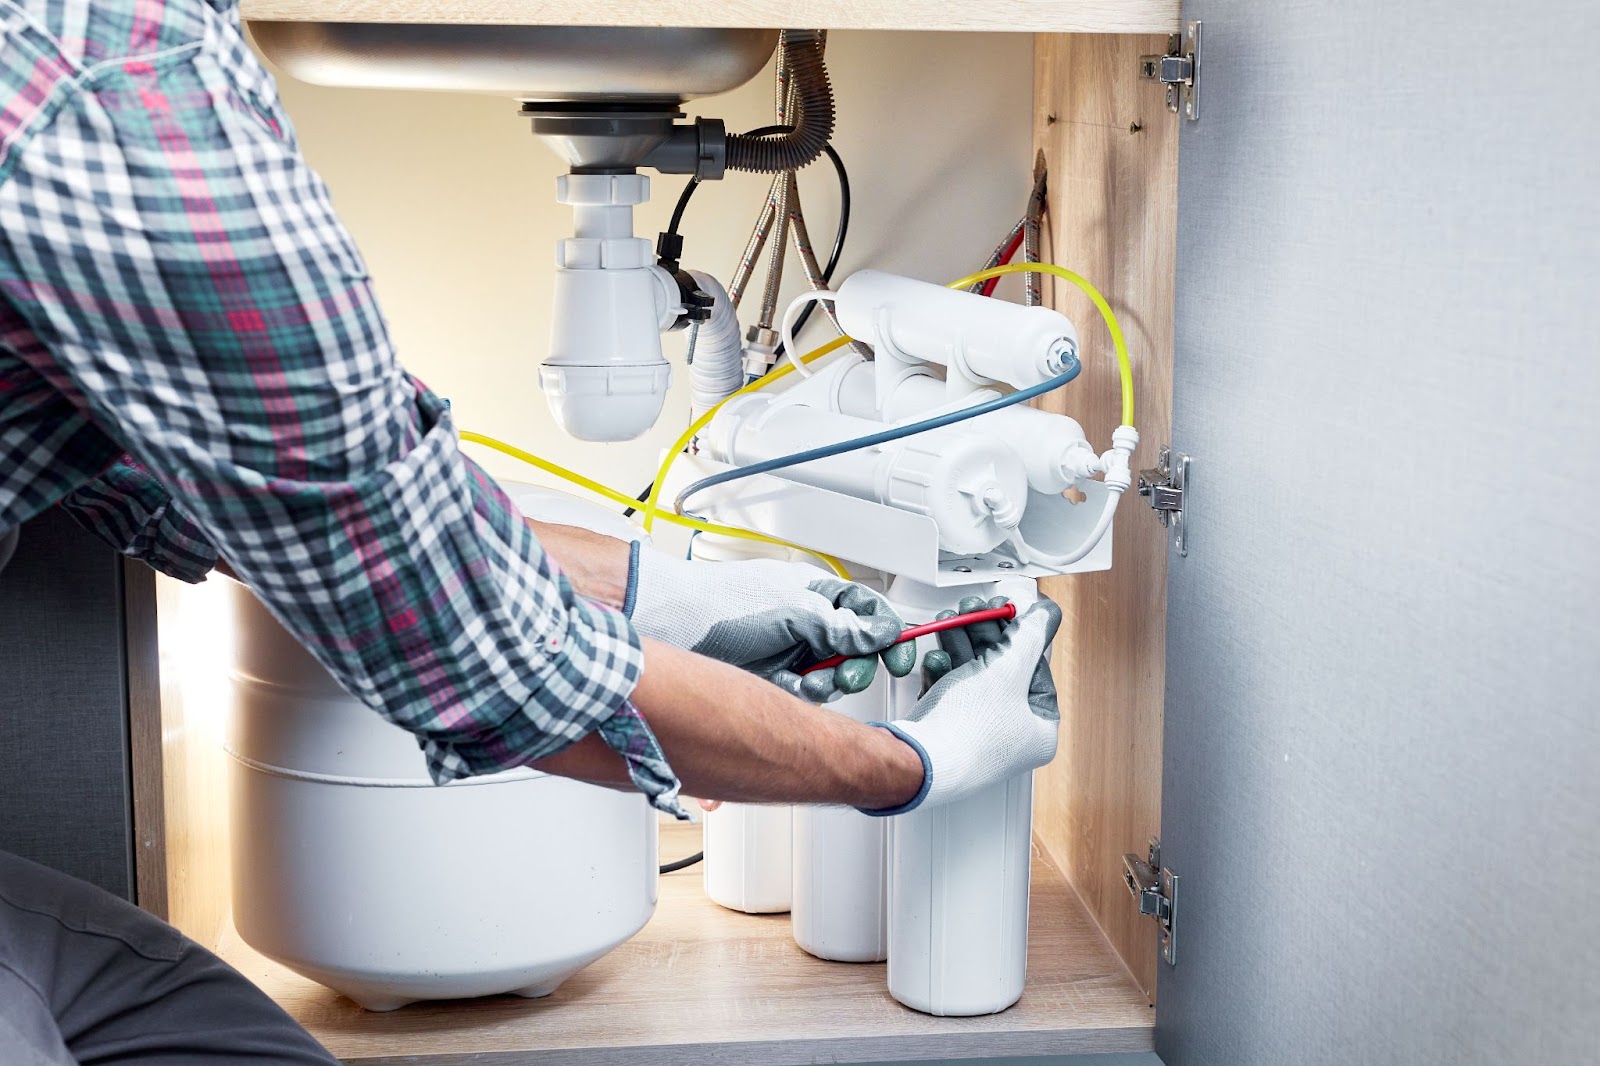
[656,231,714,331]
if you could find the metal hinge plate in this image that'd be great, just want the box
[1140,21,1202,121]
[1123,838,1179,965]
[1137,446,1191,557]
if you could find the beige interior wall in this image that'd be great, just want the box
[258,31,1035,497]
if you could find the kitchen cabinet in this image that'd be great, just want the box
[236,1,1181,34]
[124,1,1599,1065]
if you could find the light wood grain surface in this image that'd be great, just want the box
[1030,32,1178,1002]
[125,561,169,918]
[238,0,1180,34]
[153,577,236,949]
[217,821,1152,1064]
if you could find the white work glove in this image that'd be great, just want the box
[625,543,918,701]
[864,596,1062,814]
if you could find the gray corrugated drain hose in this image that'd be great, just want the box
[0,525,18,576]
[724,30,835,173]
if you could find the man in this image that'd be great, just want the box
[0,1,1063,1062]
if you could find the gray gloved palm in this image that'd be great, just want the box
[626,543,917,701]
[868,596,1062,813]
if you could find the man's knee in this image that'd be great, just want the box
[0,849,338,1066]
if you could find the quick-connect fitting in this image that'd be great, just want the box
[980,484,1024,529]
[1058,439,1104,483]
[1099,425,1140,493]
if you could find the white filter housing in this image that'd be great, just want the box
[885,577,1037,1016]
[834,270,1079,392]
[702,803,793,913]
[225,485,657,1012]
[792,668,890,962]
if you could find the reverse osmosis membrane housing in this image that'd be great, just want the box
[225,486,657,1012]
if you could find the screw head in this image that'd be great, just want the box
[953,565,972,573]
[998,561,1015,569]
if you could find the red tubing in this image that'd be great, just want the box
[801,602,1019,675]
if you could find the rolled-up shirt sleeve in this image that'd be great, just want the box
[0,11,681,813]
[58,454,220,584]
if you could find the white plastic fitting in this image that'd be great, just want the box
[1100,425,1140,493]
[539,172,679,442]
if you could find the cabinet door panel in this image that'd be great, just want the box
[1157,2,1600,1064]
[0,509,135,899]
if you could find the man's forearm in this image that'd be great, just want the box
[534,637,925,809]
[526,520,631,611]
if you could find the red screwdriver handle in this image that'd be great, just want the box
[801,601,1019,675]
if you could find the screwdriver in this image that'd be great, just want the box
[800,601,1018,675]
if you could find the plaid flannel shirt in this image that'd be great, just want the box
[0,0,682,813]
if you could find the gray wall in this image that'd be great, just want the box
[1157,1,1599,1065]
[0,509,136,898]
[862,1058,1159,1066]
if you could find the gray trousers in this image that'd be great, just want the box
[0,848,339,1065]
[0,532,337,1063]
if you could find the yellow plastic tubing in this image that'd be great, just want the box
[639,260,1134,532]
[458,430,850,578]
[637,334,853,534]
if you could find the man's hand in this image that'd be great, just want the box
[627,544,917,702]
[867,596,1062,814]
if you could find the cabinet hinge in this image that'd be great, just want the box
[1137,446,1191,557]
[1123,838,1179,965]
[1140,21,1202,121]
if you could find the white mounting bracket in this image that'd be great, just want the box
[1140,21,1202,121]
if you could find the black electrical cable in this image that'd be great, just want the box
[664,124,796,244]
[774,141,850,358]
[659,124,851,366]
[621,480,654,519]
[659,850,705,875]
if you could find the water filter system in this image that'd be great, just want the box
[652,268,1135,1016]
[462,262,1133,1016]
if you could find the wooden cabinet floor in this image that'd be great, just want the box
[217,822,1153,1065]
